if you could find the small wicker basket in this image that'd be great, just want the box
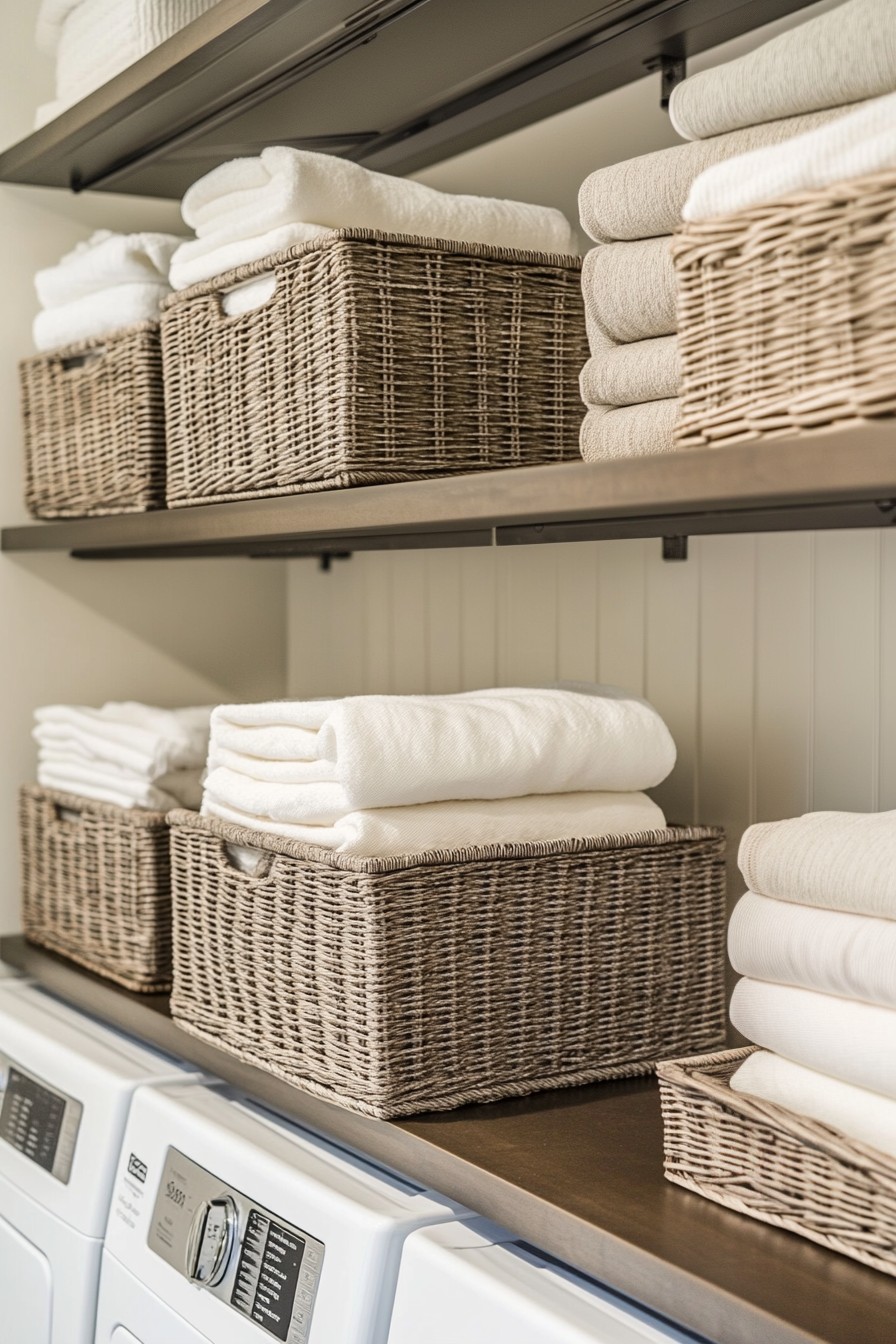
[161,229,587,507]
[19,785,173,992]
[19,322,166,518]
[169,812,726,1118]
[673,169,896,448]
[657,1047,896,1278]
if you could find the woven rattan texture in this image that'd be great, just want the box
[169,812,726,1118]
[19,322,166,518]
[673,170,896,448]
[658,1048,896,1277]
[19,785,173,992]
[161,230,588,506]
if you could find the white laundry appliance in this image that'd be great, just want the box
[388,1218,706,1344]
[95,1078,470,1344]
[0,978,201,1344]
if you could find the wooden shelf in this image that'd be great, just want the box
[3,934,895,1344]
[3,428,896,559]
[0,0,817,197]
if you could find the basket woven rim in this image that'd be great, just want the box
[163,227,583,305]
[168,808,723,874]
[22,782,170,828]
[19,320,161,367]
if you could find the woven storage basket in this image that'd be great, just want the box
[673,169,896,448]
[19,785,173,992]
[658,1047,896,1278]
[169,812,726,1118]
[19,322,166,518]
[161,229,587,506]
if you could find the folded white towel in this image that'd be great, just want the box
[38,762,203,811]
[669,0,896,142]
[201,790,667,857]
[32,283,169,352]
[34,702,211,776]
[683,91,896,222]
[35,230,182,309]
[738,810,896,919]
[729,978,896,1102]
[580,400,680,461]
[582,240,677,345]
[207,684,676,813]
[580,337,680,407]
[168,220,328,291]
[729,891,896,1010]
[730,1051,896,1160]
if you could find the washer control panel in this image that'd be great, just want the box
[149,1147,325,1342]
[0,1050,82,1183]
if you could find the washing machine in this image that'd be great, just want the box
[96,1078,471,1344]
[388,1218,707,1344]
[0,979,201,1344]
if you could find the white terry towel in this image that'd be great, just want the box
[35,230,182,309]
[683,91,896,222]
[580,401,679,462]
[738,810,896,919]
[730,1051,896,1161]
[34,702,211,776]
[580,337,680,407]
[32,283,169,353]
[168,221,326,292]
[207,683,676,812]
[38,761,203,811]
[202,790,667,858]
[669,0,896,142]
[582,240,677,345]
[729,891,896,1011]
[729,978,896,1102]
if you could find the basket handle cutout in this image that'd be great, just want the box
[222,841,276,882]
[53,804,84,824]
[59,348,106,372]
[219,272,278,319]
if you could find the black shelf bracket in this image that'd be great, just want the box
[644,54,686,110]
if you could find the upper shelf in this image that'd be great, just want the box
[0,0,817,197]
[3,428,896,559]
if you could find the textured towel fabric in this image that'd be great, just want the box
[582,239,677,345]
[669,0,896,141]
[35,230,181,308]
[729,891,896,1010]
[580,400,679,461]
[730,1051,896,1160]
[32,284,168,352]
[683,91,896,222]
[729,978,896,1101]
[168,220,328,291]
[580,337,680,406]
[738,810,896,919]
[201,790,667,857]
[37,762,203,811]
[579,105,860,242]
[33,702,211,776]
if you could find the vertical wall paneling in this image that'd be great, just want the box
[388,553,427,694]
[496,545,559,687]
[594,539,648,694]
[459,548,498,690]
[424,551,463,693]
[361,550,393,694]
[556,542,600,684]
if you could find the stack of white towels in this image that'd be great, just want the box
[728,810,896,1160]
[32,230,183,353]
[201,683,675,859]
[34,701,211,811]
[576,0,896,462]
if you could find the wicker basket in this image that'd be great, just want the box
[19,322,166,518]
[19,785,173,992]
[658,1047,896,1278]
[673,169,896,448]
[169,812,726,1118]
[161,229,587,506]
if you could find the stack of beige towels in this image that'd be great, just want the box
[576,0,896,461]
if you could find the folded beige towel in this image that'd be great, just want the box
[580,400,679,462]
[578,105,860,242]
[580,336,680,406]
[582,239,677,344]
[669,0,896,141]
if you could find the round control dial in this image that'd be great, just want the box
[187,1197,237,1286]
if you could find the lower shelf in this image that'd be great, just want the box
[2,934,894,1344]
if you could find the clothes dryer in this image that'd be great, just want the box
[0,980,201,1344]
[96,1079,470,1344]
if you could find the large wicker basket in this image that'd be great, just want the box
[19,322,166,518]
[19,785,173,992]
[161,229,587,506]
[658,1047,896,1278]
[169,812,726,1118]
[673,169,896,448]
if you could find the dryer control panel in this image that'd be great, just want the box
[148,1147,325,1342]
[0,1050,82,1183]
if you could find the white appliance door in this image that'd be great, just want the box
[0,1214,52,1344]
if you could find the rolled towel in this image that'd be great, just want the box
[32,283,169,352]
[730,1051,896,1161]
[669,0,896,142]
[207,683,676,811]
[582,240,677,345]
[729,978,896,1101]
[579,105,863,242]
[33,702,211,776]
[580,400,679,462]
[35,230,182,309]
[168,220,328,291]
[729,891,896,1010]
[201,790,667,857]
[683,91,896,222]
[580,336,680,406]
[738,810,896,919]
